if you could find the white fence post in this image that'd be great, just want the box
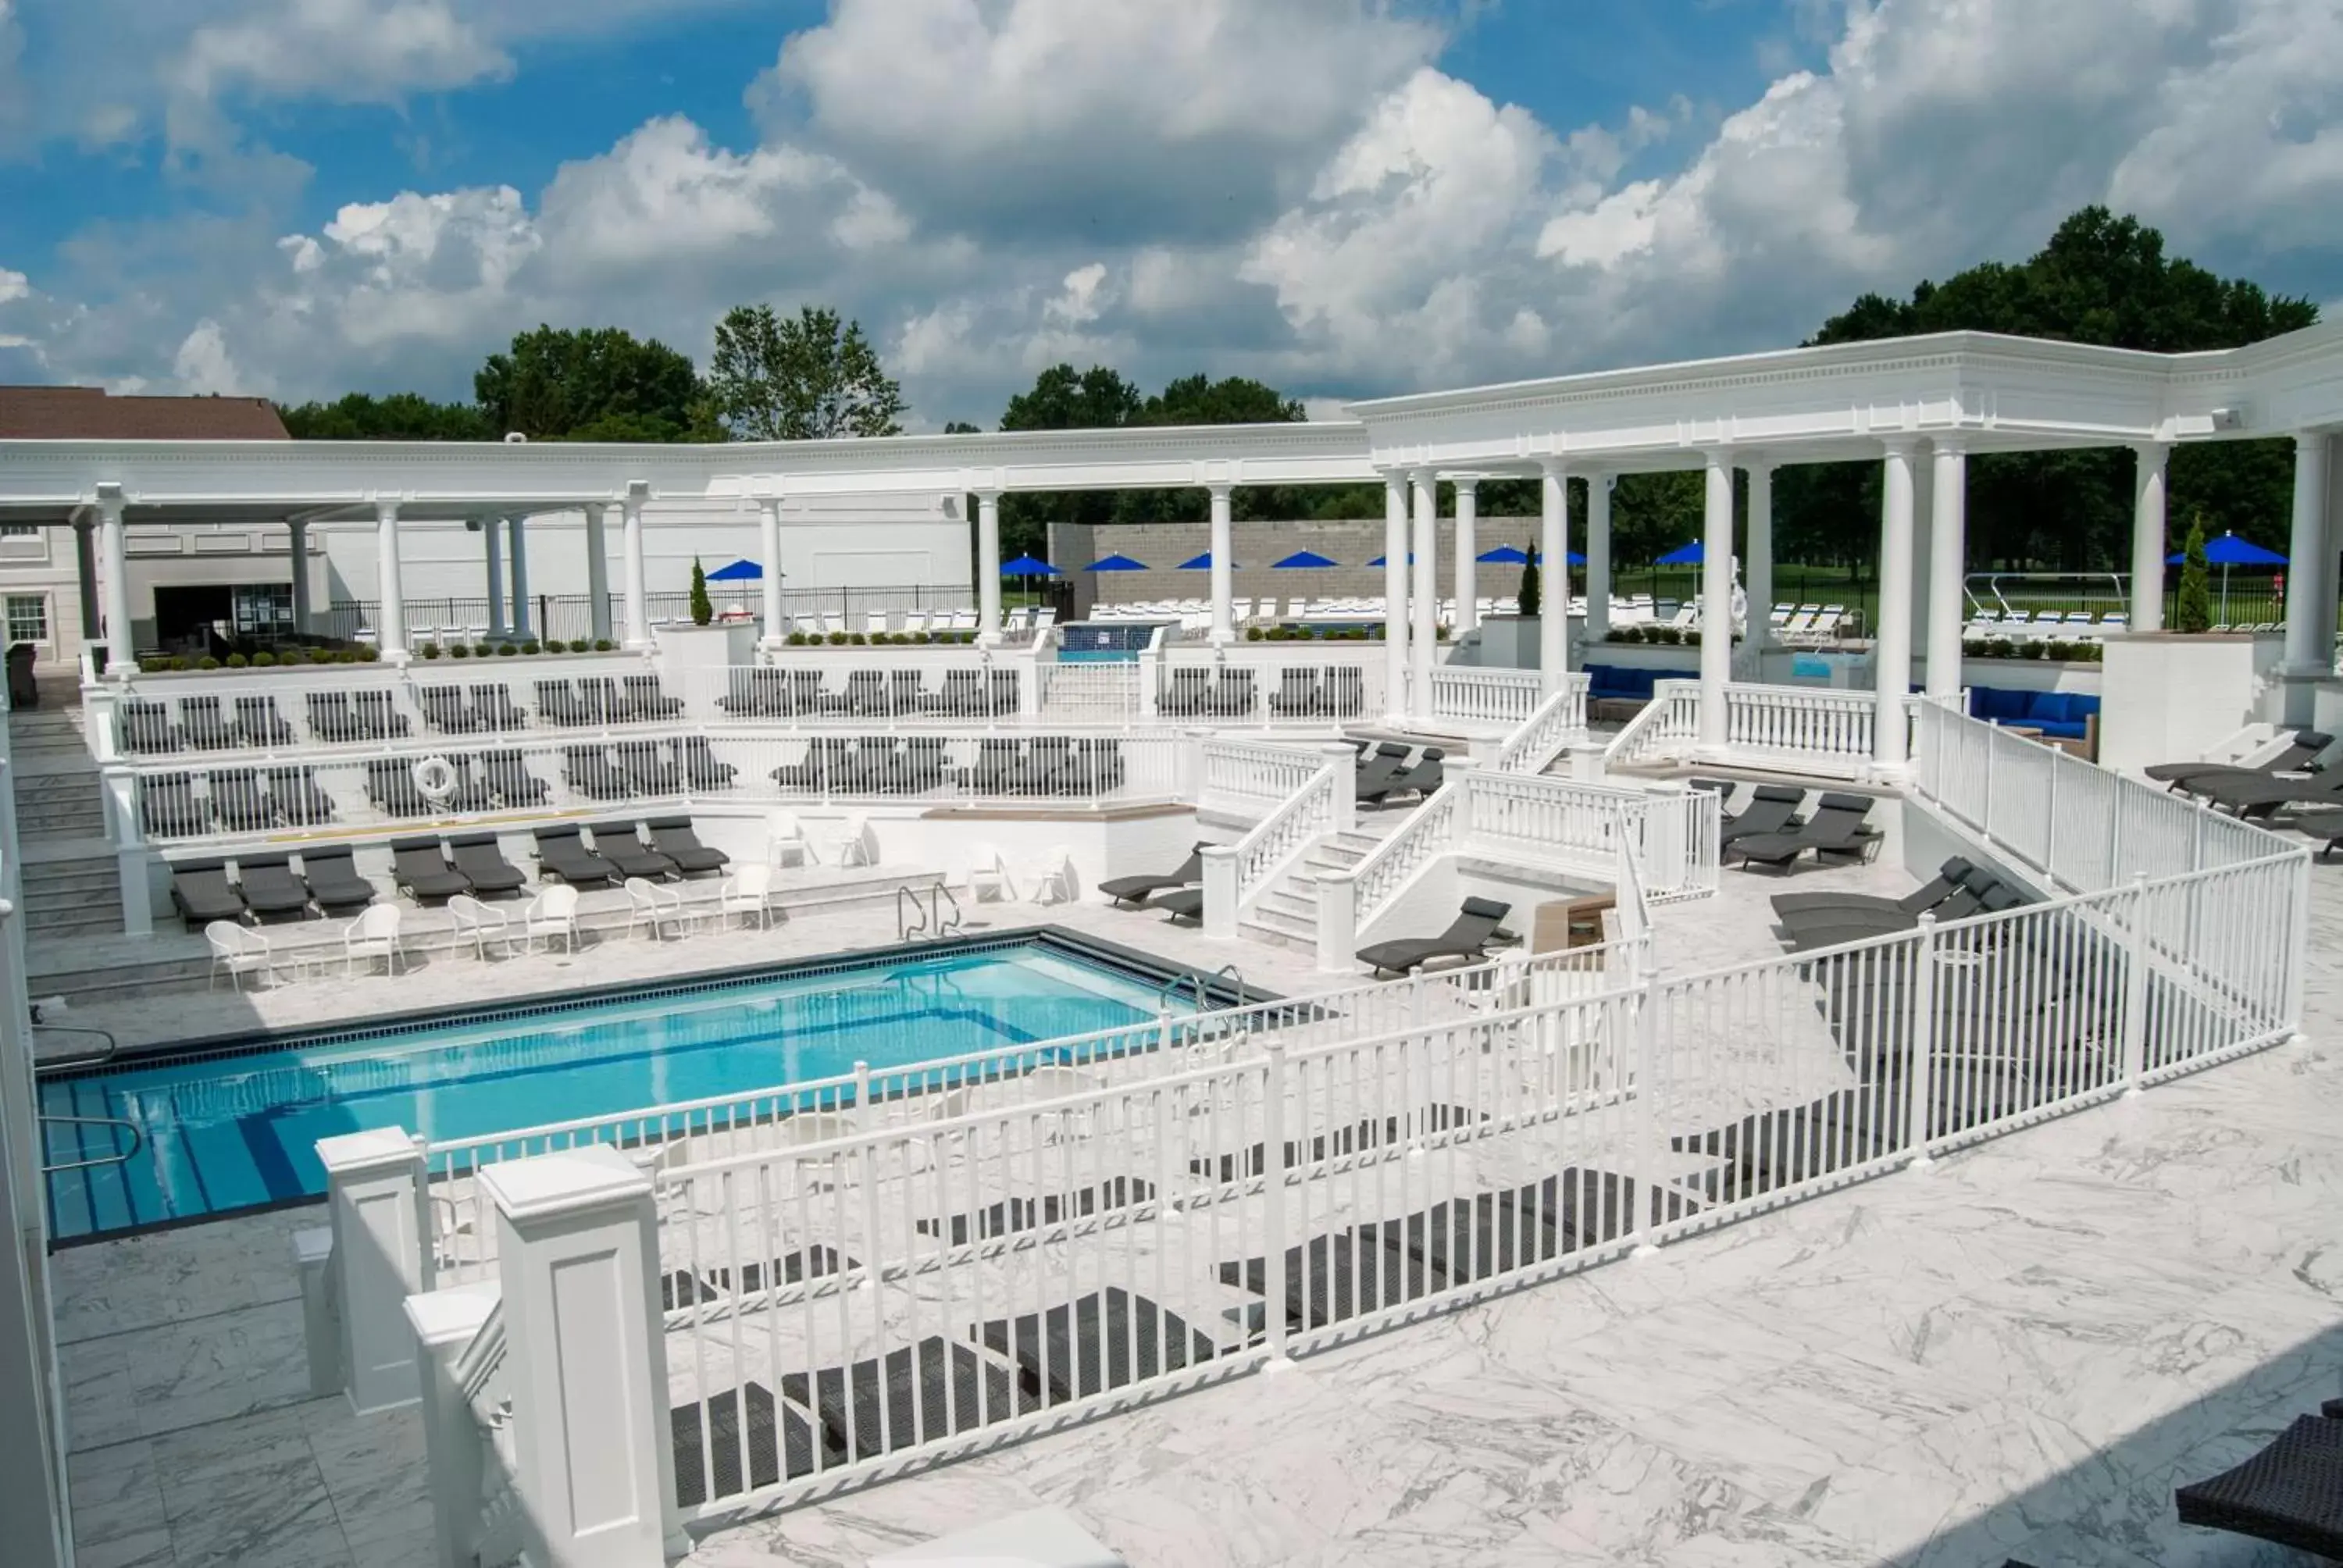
[1904,915,1938,1169]
[485,1146,677,1568]
[319,1128,433,1413]
[1013,653,1040,718]
[407,1283,498,1568]
[1200,846,1239,939]
[1321,740,1357,832]
[1261,1042,1291,1364]
[1315,871,1356,973]
[1628,964,1662,1258]
[294,1225,342,1399]
[101,766,153,936]
[2119,872,2151,1094]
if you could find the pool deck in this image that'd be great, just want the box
[48,861,2343,1566]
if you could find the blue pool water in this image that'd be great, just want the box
[41,939,1182,1240]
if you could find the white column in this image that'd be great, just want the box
[583,503,612,643]
[1585,473,1612,643]
[621,489,651,650]
[2131,443,2170,634]
[1874,440,1919,766]
[96,493,133,674]
[1539,459,1567,692]
[1697,450,1734,750]
[506,515,531,640]
[484,1147,677,1568]
[975,490,1004,646]
[758,497,786,648]
[2284,432,2333,675]
[375,498,407,657]
[1382,475,1408,722]
[1745,459,1774,652]
[483,514,506,639]
[1453,478,1479,636]
[287,517,313,635]
[1410,470,1438,717]
[1910,442,1935,666]
[318,1128,431,1413]
[1927,441,1968,697]
[1207,483,1236,645]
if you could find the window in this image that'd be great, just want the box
[0,524,38,537]
[5,595,48,643]
[231,583,293,637]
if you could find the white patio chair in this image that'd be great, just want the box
[903,610,930,636]
[966,843,1013,903]
[521,883,580,953]
[625,875,694,942]
[447,894,512,960]
[766,809,814,868]
[1033,607,1057,630]
[341,903,405,978]
[836,812,874,868]
[716,863,777,929]
[1028,845,1076,906]
[207,921,274,991]
[866,611,890,636]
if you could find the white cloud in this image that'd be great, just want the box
[172,319,246,392]
[0,267,28,305]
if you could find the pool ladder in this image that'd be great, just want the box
[897,882,965,943]
[39,1114,144,1176]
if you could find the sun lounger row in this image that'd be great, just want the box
[118,694,301,754]
[140,767,337,837]
[1350,740,1445,807]
[527,675,681,728]
[769,735,1127,798]
[390,833,530,901]
[1767,856,2031,952]
[719,667,1019,719]
[562,737,736,801]
[169,849,378,927]
[1696,780,1884,871]
[531,818,729,886]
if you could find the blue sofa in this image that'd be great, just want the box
[1969,686,2099,741]
[1585,664,1666,704]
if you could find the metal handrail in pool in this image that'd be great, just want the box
[40,1113,146,1176]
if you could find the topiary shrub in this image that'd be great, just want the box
[1684,630,1702,647]
[827,630,850,646]
[358,646,380,662]
[451,643,471,659]
[540,638,564,654]
[473,641,494,657]
[690,558,713,626]
[2175,513,2214,633]
[785,630,806,646]
[848,632,867,646]
[198,655,220,670]
[1518,546,1542,618]
[169,655,192,672]
[139,656,168,674]
[2017,641,2046,660]
[497,643,519,657]
[419,642,441,660]
[253,650,276,668]
[1653,626,1681,646]
[1985,636,2017,660]
[521,640,541,655]
[594,638,614,652]
[225,653,247,668]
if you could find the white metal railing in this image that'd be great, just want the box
[1910,701,2302,894]
[1602,679,1698,768]
[121,728,1187,844]
[623,843,2302,1520]
[1601,680,1878,779]
[1035,663,1142,725]
[1227,760,1339,915]
[693,661,1025,725]
[1343,781,1464,932]
[1487,674,1592,775]
[1426,667,1542,728]
[1155,657,1383,726]
[1197,738,1324,818]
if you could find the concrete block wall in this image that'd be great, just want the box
[1057,517,1542,619]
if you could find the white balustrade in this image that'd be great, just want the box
[1487,675,1592,775]
[1602,681,1877,778]
[1425,666,1543,728]
[1602,680,1699,768]
[1196,738,1324,817]
[1207,760,1341,935]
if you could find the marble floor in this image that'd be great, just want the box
[48,855,2343,1566]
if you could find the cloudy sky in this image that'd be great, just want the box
[0,0,2337,427]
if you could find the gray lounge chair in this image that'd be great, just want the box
[535,825,618,886]
[1351,743,1413,801]
[645,816,729,876]
[1356,897,1512,977]
[2199,767,2343,819]
[2148,729,2331,791]
[236,853,315,920]
[390,836,472,902]
[1365,748,1444,806]
[448,832,529,895]
[1772,856,1974,925]
[300,847,378,915]
[1100,844,1205,908]
[1717,784,1806,846]
[590,821,679,881]
[169,858,247,928]
[2174,1412,2343,1558]
[1727,793,1879,871]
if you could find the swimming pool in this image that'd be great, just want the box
[40,934,1200,1240]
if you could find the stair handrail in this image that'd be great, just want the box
[1487,673,1592,775]
[32,1023,117,1067]
[39,1112,144,1174]
[1229,759,1339,912]
[895,883,931,942]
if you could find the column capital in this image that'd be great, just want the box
[1878,433,1927,458]
[1450,476,1478,499]
[1699,444,1736,468]
[971,486,1003,502]
[1740,450,1776,475]
[1931,437,1969,459]
[1537,455,1567,478]
[1408,467,1435,486]
[373,497,401,523]
[582,500,605,519]
[1203,480,1235,501]
[2131,438,2173,465]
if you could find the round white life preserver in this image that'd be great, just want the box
[412,755,458,803]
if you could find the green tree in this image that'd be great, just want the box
[2174,515,2213,633]
[475,325,708,441]
[1517,545,1542,618]
[278,392,495,440]
[708,305,906,440]
[689,558,712,627]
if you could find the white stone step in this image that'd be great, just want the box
[1254,888,1318,924]
[1240,907,1315,947]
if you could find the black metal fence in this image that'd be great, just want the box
[324,584,978,645]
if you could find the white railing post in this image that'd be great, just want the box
[294,1225,343,1399]
[2119,872,2151,1094]
[407,1284,498,1568]
[1200,845,1239,939]
[485,1146,678,1568]
[1261,1042,1292,1365]
[1321,739,1357,832]
[1137,647,1161,720]
[84,682,119,764]
[319,1128,433,1413]
[1904,916,1938,1169]
[101,765,153,935]
[1628,964,1661,1258]
[1314,871,1356,973]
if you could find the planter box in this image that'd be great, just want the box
[2098,632,2281,772]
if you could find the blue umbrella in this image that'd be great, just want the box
[1083,553,1148,572]
[1478,545,1589,567]
[1178,552,1232,570]
[705,558,762,581]
[1366,553,1417,567]
[1656,540,1703,566]
[1273,550,1339,569]
[2166,532,2285,567]
[999,553,1062,576]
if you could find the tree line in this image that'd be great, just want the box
[280,206,2315,578]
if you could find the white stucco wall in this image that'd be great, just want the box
[2096,633,2281,771]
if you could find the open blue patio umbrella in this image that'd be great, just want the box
[2165,531,2286,623]
[1177,552,1232,570]
[1478,544,1587,567]
[1656,540,1704,566]
[1082,552,1148,572]
[999,553,1062,576]
[1366,553,1416,567]
[705,558,762,581]
[1273,550,1339,569]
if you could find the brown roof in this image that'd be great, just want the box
[0,386,289,440]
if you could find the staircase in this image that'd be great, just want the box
[8,693,127,938]
[1239,820,1395,948]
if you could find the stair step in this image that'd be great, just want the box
[1256,889,1317,921]
[24,875,121,903]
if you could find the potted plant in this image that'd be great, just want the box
[690,558,714,626]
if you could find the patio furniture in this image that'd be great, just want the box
[140,772,211,838]
[715,864,777,929]
[678,736,738,791]
[390,836,473,903]
[1772,857,1975,924]
[1355,897,1513,977]
[1029,846,1076,905]
[1725,793,1880,871]
[534,825,619,886]
[2174,1412,2343,1558]
[1100,844,1205,908]
[235,853,316,921]
[1718,784,1807,845]
[625,875,695,941]
[1367,747,1444,806]
[266,766,337,826]
[447,893,513,959]
[2147,729,2331,792]
[178,697,236,751]
[1351,743,1413,800]
[205,921,276,990]
[209,768,277,832]
[340,903,405,976]
[766,810,814,868]
[172,860,248,928]
[521,883,581,953]
[301,847,380,915]
[448,832,529,895]
[647,816,729,876]
[232,693,297,747]
[591,821,680,881]
[966,843,1013,902]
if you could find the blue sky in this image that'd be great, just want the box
[0,0,2336,425]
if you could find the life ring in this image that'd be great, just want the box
[412,755,458,804]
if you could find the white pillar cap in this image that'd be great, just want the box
[316,1128,423,1176]
[479,1144,651,1224]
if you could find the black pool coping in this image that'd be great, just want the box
[38,925,1277,1082]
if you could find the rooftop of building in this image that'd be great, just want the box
[0,385,289,442]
